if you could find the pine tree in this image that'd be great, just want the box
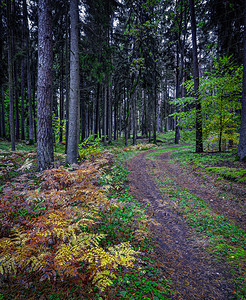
[37,0,54,170]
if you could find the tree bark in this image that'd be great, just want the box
[189,0,203,153]
[37,0,54,170]
[20,40,25,140]
[103,83,107,145]
[0,86,5,138]
[67,0,80,164]
[237,1,246,160]
[0,9,4,138]
[132,88,137,145]
[108,76,112,144]
[7,0,15,151]
[59,48,64,143]
[22,0,34,143]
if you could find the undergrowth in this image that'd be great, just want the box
[170,148,246,185]
[0,141,171,299]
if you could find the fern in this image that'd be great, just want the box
[0,151,144,295]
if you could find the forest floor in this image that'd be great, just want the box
[0,138,246,299]
[127,145,246,299]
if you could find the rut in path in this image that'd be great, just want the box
[127,150,234,300]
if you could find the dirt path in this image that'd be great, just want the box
[127,148,239,299]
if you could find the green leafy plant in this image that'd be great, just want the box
[171,56,242,151]
[78,135,103,161]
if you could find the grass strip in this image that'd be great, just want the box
[146,145,193,159]
[153,169,246,299]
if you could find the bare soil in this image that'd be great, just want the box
[127,146,246,299]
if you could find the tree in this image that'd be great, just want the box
[189,0,203,152]
[24,0,34,144]
[66,0,80,164]
[172,56,242,151]
[36,0,54,171]
[7,0,15,151]
[237,1,246,160]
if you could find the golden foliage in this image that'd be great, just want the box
[0,152,143,293]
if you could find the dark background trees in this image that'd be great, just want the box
[1,0,245,164]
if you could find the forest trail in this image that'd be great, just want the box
[127,146,240,299]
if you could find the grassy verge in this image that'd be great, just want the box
[146,145,193,159]
[150,149,246,299]
[170,148,246,186]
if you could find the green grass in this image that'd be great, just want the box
[152,166,246,299]
[0,140,36,153]
[146,145,193,159]
[170,148,236,167]
[205,167,246,184]
[155,130,196,145]
[0,140,66,154]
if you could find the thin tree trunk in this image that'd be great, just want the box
[59,48,64,143]
[237,0,246,160]
[37,0,54,170]
[132,88,137,145]
[108,76,112,144]
[175,45,180,144]
[32,73,37,142]
[65,10,69,153]
[114,84,118,140]
[14,64,20,140]
[21,44,25,140]
[23,0,34,143]
[7,0,15,151]
[103,83,107,145]
[95,82,100,138]
[153,73,157,144]
[124,87,129,146]
[1,87,5,138]
[67,0,80,164]
[190,0,203,153]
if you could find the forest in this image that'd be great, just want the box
[0,0,246,299]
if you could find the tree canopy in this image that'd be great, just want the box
[0,0,245,161]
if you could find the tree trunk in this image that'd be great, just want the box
[0,9,4,138]
[175,45,180,144]
[65,10,69,154]
[67,0,80,164]
[95,82,100,138]
[7,0,15,151]
[108,76,112,144]
[37,0,54,171]
[32,71,37,142]
[103,83,107,145]
[124,87,129,146]
[14,64,20,141]
[20,43,25,140]
[23,0,34,143]
[132,88,137,145]
[238,1,246,160]
[0,86,5,138]
[59,48,64,143]
[189,0,203,153]
[114,84,118,140]
[153,73,157,144]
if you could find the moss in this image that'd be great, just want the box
[205,166,246,183]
